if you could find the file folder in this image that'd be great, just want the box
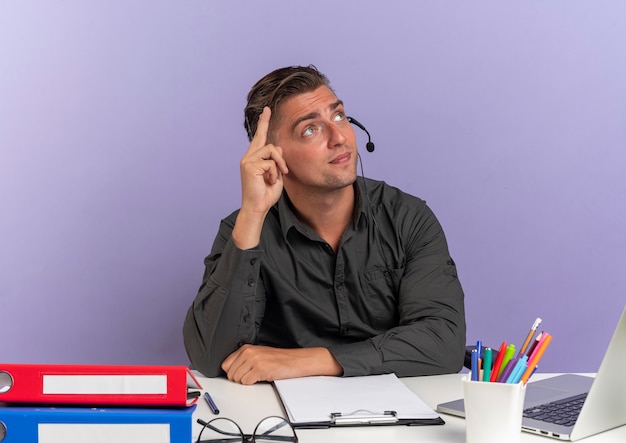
[0,364,202,407]
[0,404,195,443]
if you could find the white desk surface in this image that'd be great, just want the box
[192,372,626,443]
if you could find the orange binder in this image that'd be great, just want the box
[0,363,203,407]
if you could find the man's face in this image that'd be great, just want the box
[271,86,358,195]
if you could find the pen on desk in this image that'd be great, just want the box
[204,392,220,415]
[518,317,542,356]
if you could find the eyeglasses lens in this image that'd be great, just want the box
[198,417,244,443]
[253,416,297,442]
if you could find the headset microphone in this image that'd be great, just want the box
[347,117,375,152]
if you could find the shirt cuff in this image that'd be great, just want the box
[212,238,264,294]
[328,340,383,377]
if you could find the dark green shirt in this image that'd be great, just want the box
[184,177,466,377]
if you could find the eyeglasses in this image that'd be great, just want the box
[196,415,298,443]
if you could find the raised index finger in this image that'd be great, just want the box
[250,106,271,150]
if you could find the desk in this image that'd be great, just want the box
[192,373,626,443]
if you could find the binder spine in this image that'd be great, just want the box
[0,364,201,407]
[0,405,195,443]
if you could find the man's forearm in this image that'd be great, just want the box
[231,210,266,250]
[330,308,466,377]
[221,345,344,385]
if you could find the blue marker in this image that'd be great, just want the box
[475,340,483,359]
[471,348,479,381]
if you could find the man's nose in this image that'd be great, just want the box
[327,123,347,147]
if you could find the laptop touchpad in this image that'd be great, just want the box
[525,374,594,407]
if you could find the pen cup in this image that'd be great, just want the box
[462,375,526,443]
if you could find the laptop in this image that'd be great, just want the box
[437,305,626,441]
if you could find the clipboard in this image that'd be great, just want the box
[273,374,445,428]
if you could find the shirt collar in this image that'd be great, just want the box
[276,181,368,240]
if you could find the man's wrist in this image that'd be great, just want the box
[232,210,266,249]
[306,347,343,377]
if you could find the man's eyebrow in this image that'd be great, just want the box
[330,99,344,110]
[292,100,344,129]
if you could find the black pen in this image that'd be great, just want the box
[204,392,220,415]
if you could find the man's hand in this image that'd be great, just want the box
[233,107,289,250]
[221,344,343,385]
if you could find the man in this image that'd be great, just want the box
[184,65,465,385]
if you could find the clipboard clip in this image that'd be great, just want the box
[330,409,398,425]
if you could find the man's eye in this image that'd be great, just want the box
[334,113,345,122]
[302,127,314,136]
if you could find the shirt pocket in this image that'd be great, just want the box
[359,267,404,328]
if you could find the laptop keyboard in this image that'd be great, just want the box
[523,392,588,427]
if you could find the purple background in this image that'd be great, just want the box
[1,1,625,373]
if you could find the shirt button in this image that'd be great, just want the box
[250,258,257,265]
[247,278,255,287]
[243,314,251,322]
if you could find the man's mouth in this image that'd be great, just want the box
[330,152,351,164]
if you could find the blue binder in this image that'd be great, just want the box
[0,403,195,443]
